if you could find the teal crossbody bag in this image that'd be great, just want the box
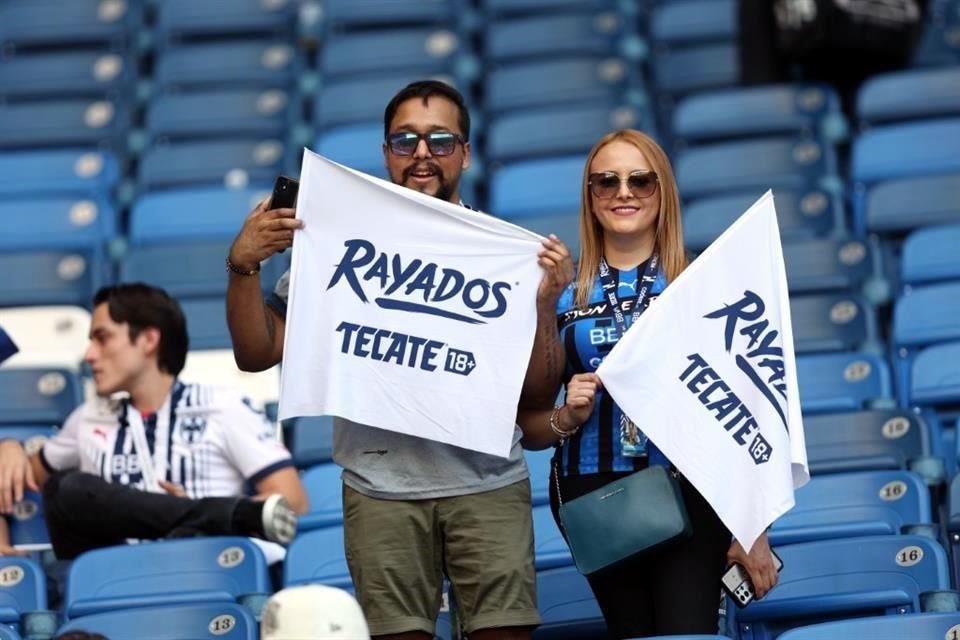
[556,464,692,576]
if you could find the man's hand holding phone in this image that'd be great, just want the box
[228,176,302,274]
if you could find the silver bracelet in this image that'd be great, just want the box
[549,406,579,442]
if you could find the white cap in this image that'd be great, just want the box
[261,585,370,640]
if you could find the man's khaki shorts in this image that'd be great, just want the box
[343,479,541,636]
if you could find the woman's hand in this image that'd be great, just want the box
[561,373,601,431]
[726,532,778,600]
[537,235,574,308]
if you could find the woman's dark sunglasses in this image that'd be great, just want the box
[386,131,464,157]
[588,171,659,199]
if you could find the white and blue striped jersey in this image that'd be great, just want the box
[40,381,293,499]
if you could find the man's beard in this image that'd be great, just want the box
[400,162,460,203]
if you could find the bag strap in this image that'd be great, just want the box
[552,458,564,507]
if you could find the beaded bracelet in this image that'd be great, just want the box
[549,406,579,443]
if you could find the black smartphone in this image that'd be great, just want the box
[270,175,299,209]
[721,549,783,608]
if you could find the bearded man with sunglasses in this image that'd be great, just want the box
[226,81,573,640]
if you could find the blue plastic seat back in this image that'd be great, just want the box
[490,155,582,220]
[147,89,295,141]
[283,415,335,468]
[138,139,287,191]
[486,11,631,62]
[673,84,844,145]
[532,504,571,571]
[284,526,352,590]
[0,249,99,308]
[535,565,605,638]
[0,626,20,640]
[894,282,960,349]
[129,186,270,245]
[770,470,930,545]
[297,462,343,532]
[65,537,270,619]
[901,223,960,286]
[910,341,960,407]
[0,557,47,622]
[735,535,951,635]
[155,41,300,91]
[797,352,892,414]
[0,51,135,102]
[524,448,554,507]
[179,297,230,351]
[485,57,633,114]
[156,0,294,42]
[803,410,931,474]
[650,0,736,46]
[791,294,873,354]
[321,28,462,78]
[865,173,960,235]
[0,98,127,150]
[0,196,114,252]
[515,213,582,259]
[652,43,739,96]
[316,73,461,130]
[482,0,617,18]
[857,67,960,125]
[0,368,83,426]
[7,490,49,548]
[853,118,960,186]
[57,602,258,639]
[315,123,389,179]
[676,136,835,201]
[782,238,874,295]
[0,149,118,199]
[487,103,647,164]
[778,612,960,640]
[682,188,839,251]
[0,426,58,451]
[913,0,960,66]
[322,0,459,30]
[0,0,141,50]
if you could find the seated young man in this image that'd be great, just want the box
[0,283,307,560]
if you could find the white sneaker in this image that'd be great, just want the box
[261,494,297,544]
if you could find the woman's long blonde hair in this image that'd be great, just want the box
[574,129,688,309]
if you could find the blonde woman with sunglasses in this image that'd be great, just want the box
[519,129,777,638]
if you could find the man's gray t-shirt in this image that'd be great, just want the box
[269,270,529,500]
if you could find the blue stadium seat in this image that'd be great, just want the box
[321,28,464,78]
[138,139,287,191]
[0,149,118,198]
[0,556,47,620]
[0,249,100,308]
[7,490,49,549]
[864,173,960,235]
[732,535,950,638]
[146,89,295,142]
[790,294,875,354]
[316,73,462,130]
[803,410,937,476]
[525,448,554,507]
[155,0,295,42]
[782,238,876,297]
[0,197,115,253]
[676,136,837,201]
[652,43,739,97]
[796,352,893,414]
[487,103,647,164]
[490,155,582,220]
[0,368,83,426]
[682,189,841,251]
[532,504,571,570]
[514,212,582,258]
[57,602,257,640]
[283,415,334,468]
[0,0,142,50]
[673,84,846,146]
[894,283,960,405]
[0,626,20,640]
[649,0,736,46]
[314,123,388,178]
[297,462,343,532]
[534,565,605,639]
[179,297,229,350]
[769,470,931,546]
[901,223,960,286]
[0,426,57,451]
[154,41,300,92]
[64,537,270,619]
[0,99,128,150]
[0,51,135,101]
[778,612,960,640]
[909,341,960,408]
[481,0,620,18]
[914,0,960,66]
[284,526,352,590]
[485,11,637,62]
[321,0,459,30]
[485,57,638,114]
[129,186,269,244]
[857,67,960,125]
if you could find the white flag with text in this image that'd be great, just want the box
[597,191,809,550]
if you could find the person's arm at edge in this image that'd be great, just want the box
[253,467,308,515]
[0,440,50,514]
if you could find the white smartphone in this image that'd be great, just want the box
[722,549,783,608]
